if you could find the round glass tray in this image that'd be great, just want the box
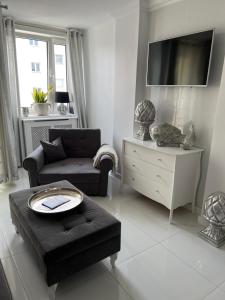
[28,187,83,214]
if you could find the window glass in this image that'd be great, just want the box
[56,79,64,89]
[31,62,40,72]
[29,39,38,46]
[16,37,48,107]
[55,54,63,64]
[54,44,67,91]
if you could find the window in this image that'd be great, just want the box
[55,54,63,64]
[16,37,48,107]
[31,62,40,72]
[54,44,67,91]
[16,34,67,107]
[29,39,38,46]
[56,79,64,89]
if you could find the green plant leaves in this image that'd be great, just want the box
[32,86,53,103]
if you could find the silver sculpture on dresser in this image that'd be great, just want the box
[183,121,195,150]
[150,123,185,147]
[134,99,155,141]
[199,192,225,248]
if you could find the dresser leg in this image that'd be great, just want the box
[169,210,173,224]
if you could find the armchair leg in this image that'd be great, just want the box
[47,283,58,300]
[110,253,118,268]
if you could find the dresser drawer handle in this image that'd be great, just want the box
[155,190,160,193]
[156,174,161,178]
[133,150,137,153]
[132,164,135,167]
[157,158,162,162]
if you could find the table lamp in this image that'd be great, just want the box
[55,92,70,115]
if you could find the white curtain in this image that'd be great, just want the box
[0,14,20,182]
[66,29,88,128]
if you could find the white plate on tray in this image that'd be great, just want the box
[28,187,83,214]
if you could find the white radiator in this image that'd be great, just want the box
[19,115,78,159]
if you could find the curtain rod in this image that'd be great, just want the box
[15,21,66,33]
[16,22,85,37]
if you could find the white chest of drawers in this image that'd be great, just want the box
[122,137,203,222]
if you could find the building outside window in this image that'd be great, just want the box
[29,39,38,46]
[31,62,40,73]
[56,79,64,90]
[16,33,67,107]
[54,44,67,92]
[55,54,63,64]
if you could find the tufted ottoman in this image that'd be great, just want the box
[9,180,121,299]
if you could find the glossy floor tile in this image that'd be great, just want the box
[0,170,224,299]
[162,230,225,285]
[203,287,225,300]
[111,244,214,300]
[57,271,133,300]
[1,256,28,300]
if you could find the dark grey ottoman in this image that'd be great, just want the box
[9,180,121,299]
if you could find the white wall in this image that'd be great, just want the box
[204,56,225,197]
[84,19,115,145]
[85,7,140,167]
[134,6,150,134]
[145,0,225,208]
[112,8,139,165]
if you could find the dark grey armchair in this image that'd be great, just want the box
[23,129,113,196]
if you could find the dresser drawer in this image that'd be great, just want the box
[123,168,172,209]
[124,142,175,171]
[124,155,174,188]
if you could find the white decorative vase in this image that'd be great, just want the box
[32,103,50,116]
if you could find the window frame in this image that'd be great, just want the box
[15,31,67,105]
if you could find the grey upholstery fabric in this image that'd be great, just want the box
[39,158,100,184]
[40,137,66,163]
[23,145,45,187]
[0,260,12,299]
[9,181,121,286]
[49,129,101,158]
[23,129,113,196]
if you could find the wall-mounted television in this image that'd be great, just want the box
[146,29,214,87]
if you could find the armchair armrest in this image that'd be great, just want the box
[23,145,45,187]
[99,154,113,196]
[99,154,113,172]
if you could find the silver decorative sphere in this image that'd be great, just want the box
[135,99,155,123]
[203,192,225,226]
[199,191,225,248]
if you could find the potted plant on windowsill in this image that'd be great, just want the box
[32,86,53,116]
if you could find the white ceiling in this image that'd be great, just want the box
[4,0,180,28]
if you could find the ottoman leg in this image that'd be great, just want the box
[47,283,58,300]
[110,253,118,268]
[15,225,19,234]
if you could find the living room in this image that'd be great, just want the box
[1,0,225,299]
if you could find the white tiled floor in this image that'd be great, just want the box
[1,169,225,299]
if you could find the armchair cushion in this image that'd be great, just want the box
[38,158,100,185]
[40,137,66,164]
[49,129,101,158]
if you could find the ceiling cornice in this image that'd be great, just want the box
[144,0,185,12]
[110,0,139,19]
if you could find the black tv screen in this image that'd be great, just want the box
[146,30,214,86]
